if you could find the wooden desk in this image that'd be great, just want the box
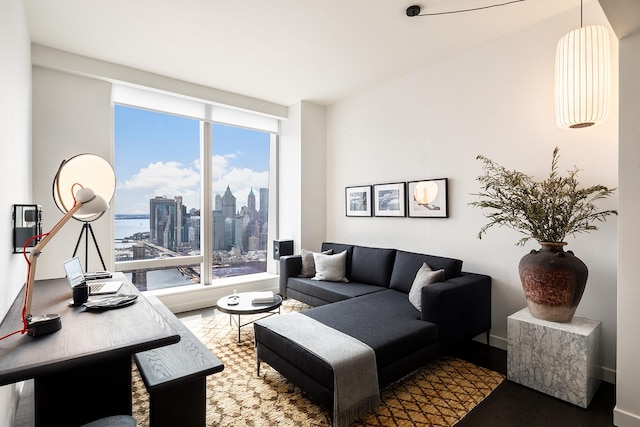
[0,274,180,426]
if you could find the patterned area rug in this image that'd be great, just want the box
[131,299,504,426]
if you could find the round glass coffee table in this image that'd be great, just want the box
[216,292,283,343]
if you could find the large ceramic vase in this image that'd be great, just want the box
[518,242,588,323]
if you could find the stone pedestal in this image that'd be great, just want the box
[507,308,601,408]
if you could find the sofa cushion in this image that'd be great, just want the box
[349,246,396,288]
[302,289,438,370]
[408,263,445,311]
[321,243,355,276]
[299,248,333,278]
[312,250,348,282]
[287,277,385,303]
[389,250,463,293]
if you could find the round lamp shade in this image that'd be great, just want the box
[52,154,115,222]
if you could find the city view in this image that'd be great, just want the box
[115,187,268,291]
[114,104,271,291]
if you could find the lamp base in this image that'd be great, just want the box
[26,314,62,336]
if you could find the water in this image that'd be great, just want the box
[115,218,191,290]
[115,218,149,239]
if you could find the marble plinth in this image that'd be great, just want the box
[507,308,601,408]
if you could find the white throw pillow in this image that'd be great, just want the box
[298,248,333,278]
[408,262,445,311]
[311,250,349,282]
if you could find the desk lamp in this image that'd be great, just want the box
[53,153,116,271]
[24,187,109,336]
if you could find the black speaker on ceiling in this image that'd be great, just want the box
[273,240,294,260]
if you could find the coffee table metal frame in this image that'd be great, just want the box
[216,292,283,343]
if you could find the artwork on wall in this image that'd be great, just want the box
[407,178,449,218]
[373,182,406,217]
[345,185,372,217]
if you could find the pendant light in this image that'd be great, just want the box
[555,0,610,129]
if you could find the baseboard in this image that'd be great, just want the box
[614,406,640,427]
[601,366,616,385]
[489,333,508,350]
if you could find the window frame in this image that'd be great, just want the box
[111,86,279,287]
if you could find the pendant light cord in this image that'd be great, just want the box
[414,0,526,17]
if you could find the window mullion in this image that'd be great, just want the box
[201,120,213,285]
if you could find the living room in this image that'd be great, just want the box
[1,0,639,426]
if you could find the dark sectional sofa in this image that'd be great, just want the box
[254,242,492,412]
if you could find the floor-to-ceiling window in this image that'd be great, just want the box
[210,124,271,279]
[112,86,277,291]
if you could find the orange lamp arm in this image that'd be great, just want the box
[24,203,82,317]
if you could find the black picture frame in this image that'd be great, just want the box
[345,185,372,217]
[373,182,406,217]
[407,178,449,218]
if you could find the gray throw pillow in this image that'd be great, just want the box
[311,250,349,282]
[408,262,445,311]
[299,248,333,278]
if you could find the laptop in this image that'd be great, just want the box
[63,257,123,295]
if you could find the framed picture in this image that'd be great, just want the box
[407,178,449,218]
[345,185,372,217]
[373,182,406,217]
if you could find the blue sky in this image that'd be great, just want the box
[114,105,270,215]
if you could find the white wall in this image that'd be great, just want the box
[614,26,640,427]
[300,102,327,250]
[0,1,32,426]
[326,2,619,380]
[279,102,303,245]
[279,101,327,252]
[32,67,113,278]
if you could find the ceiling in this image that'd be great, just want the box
[25,0,586,107]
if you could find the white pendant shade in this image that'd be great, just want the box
[555,25,610,129]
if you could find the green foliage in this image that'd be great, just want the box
[469,147,617,246]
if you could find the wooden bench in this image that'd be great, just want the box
[134,296,224,427]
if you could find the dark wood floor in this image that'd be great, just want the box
[452,341,616,427]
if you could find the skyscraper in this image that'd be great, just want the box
[259,188,268,224]
[222,186,236,219]
[248,188,256,212]
[149,195,185,251]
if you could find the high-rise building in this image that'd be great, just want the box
[150,196,175,249]
[222,186,236,219]
[187,214,200,249]
[213,210,225,250]
[149,195,186,251]
[259,188,268,223]
[224,217,235,250]
[175,195,184,248]
[248,188,256,211]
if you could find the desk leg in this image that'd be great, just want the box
[149,377,206,427]
[34,356,132,427]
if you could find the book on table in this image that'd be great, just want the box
[252,291,275,303]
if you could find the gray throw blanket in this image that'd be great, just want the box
[256,312,380,426]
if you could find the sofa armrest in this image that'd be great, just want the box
[420,272,491,343]
[279,255,302,297]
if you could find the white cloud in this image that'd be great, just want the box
[116,161,200,214]
[119,161,199,191]
[115,157,269,215]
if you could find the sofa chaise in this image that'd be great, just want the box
[254,242,491,421]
